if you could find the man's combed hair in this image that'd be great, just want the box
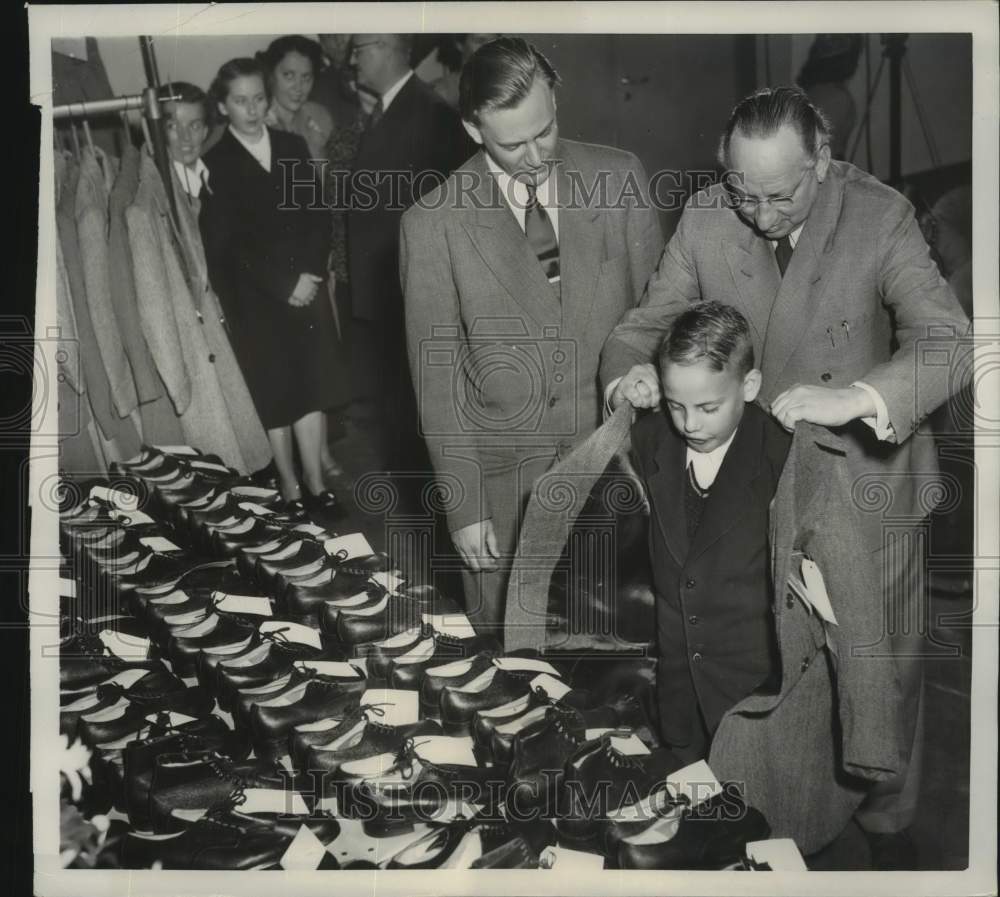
[459,37,560,125]
[717,86,831,167]
[658,302,755,378]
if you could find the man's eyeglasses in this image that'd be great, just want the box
[725,162,816,214]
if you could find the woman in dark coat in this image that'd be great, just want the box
[200,57,341,512]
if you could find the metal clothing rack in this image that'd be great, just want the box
[52,36,179,226]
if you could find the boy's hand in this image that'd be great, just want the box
[770,385,875,430]
[611,364,661,409]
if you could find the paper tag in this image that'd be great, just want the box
[98,629,151,658]
[239,787,309,815]
[237,501,274,517]
[413,735,476,768]
[492,657,560,677]
[139,536,182,553]
[153,444,199,456]
[89,485,139,511]
[369,571,404,593]
[294,660,364,680]
[113,509,156,526]
[59,577,77,597]
[323,533,375,560]
[359,689,420,726]
[189,459,232,474]
[745,838,808,871]
[540,845,604,871]
[665,759,723,809]
[585,727,615,741]
[231,485,280,500]
[259,620,322,650]
[606,787,675,822]
[144,710,198,727]
[530,673,572,700]
[149,590,190,605]
[280,823,329,870]
[210,592,273,617]
[422,613,478,640]
[293,523,328,537]
[800,558,838,625]
[609,733,652,757]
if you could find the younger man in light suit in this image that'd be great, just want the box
[630,302,791,764]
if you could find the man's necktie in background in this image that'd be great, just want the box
[775,235,793,277]
[525,182,560,296]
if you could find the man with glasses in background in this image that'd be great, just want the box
[600,86,970,869]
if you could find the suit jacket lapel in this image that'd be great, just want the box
[463,152,561,327]
[722,232,779,347]
[646,421,690,566]
[760,173,844,389]
[554,143,603,339]
[686,407,765,564]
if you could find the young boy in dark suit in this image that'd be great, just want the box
[630,302,791,764]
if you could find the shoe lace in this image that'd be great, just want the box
[549,706,584,746]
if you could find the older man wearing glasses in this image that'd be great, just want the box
[601,86,970,868]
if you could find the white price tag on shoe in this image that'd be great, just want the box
[211,592,274,617]
[492,657,560,677]
[98,629,151,658]
[422,613,478,640]
[292,523,328,538]
[323,533,374,560]
[281,823,329,870]
[231,485,280,500]
[139,536,182,553]
[237,501,274,517]
[609,732,652,757]
[745,838,808,871]
[143,710,198,727]
[529,673,572,700]
[294,660,365,680]
[369,571,404,593]
[359,688,419,726]
[665,759,723,809]
[240,787,310,815]
[106,667,152,689]
[413,735,477,768]
[89,485,139,511]
[259,620,323,650]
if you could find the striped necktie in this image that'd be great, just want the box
[525,182,560,293]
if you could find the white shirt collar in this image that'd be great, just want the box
[685,426,739,490]
[172,158,209,197]
[380,70,414,112]
[228,125,271,172]
[771,223,805,249]
[484,152,559,240]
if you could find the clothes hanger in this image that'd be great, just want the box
[68,114,82,160]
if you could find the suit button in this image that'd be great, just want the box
[688,615,699,625]
[800,657,810,672]
[821,372,832,382]
[685,579,696,589]
[548,396,557,407]
[786,595,795,609]
[692,652,703,663]
[208,353,216,363]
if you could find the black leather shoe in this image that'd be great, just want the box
[77,684,215,748]
[121,715,251,828]
[147,751,288,833]
[301,489,347,518]
[250,675,367,759]
[166,613,260,677]
[254,540,329,593]
[128,560,237,620]
[419,651,498,718]
[61,668,185,739]
[555,731,683,846]
[287,552,394,620]
[60,632,163,692]
[439,666,541,735]
[234,532,303,582]
[336,585,460,650]
[615,783,771,870]
[212,520,287,558]
[389,633,501,691]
